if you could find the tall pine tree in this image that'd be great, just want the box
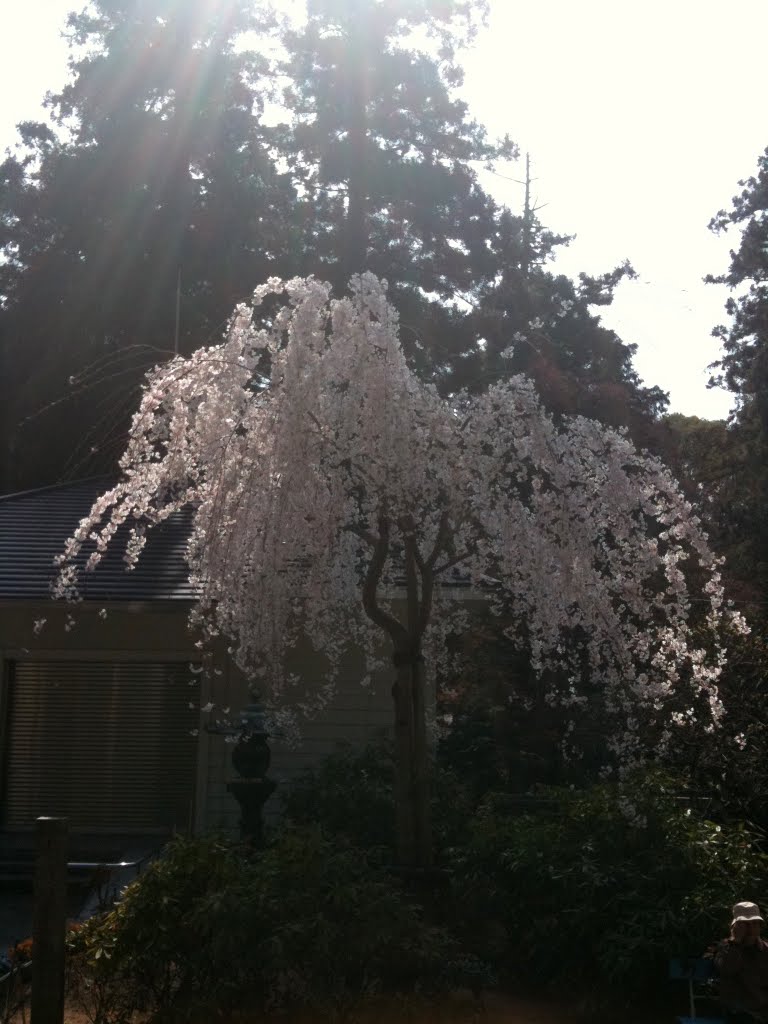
[706,145,768,594]
[0,0,295,489]
[459,204,668,438]
[1,0,670,491]
[279,0,509,288]
[276,0,518,383]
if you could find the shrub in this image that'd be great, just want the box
[671,630,768,835]
[67,835,244,1020]
[281,739,473,857]
[448,771,768,996]
[437,692,509,802]
[68,827,483,1020]
[281,741,397,852]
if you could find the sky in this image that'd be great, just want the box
[1,0,766,420]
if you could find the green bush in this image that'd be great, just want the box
[281,739,473,857]
[67,835,245,1020]
[437,693,509,802]
[68,827,484,1020]
[671,630,768,835]
[448,771,768,995]
[281,741,396,852]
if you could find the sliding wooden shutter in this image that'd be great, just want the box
[3,660,198,832]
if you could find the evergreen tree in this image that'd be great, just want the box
[706,146,768,594]
[460,206,668,437]
[280,0,508,287]
[277,2,667,431]
[276,0,516,381]
[0,0,672,492]
[0,0,295,490]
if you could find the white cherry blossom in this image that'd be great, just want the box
[54,274,745,865]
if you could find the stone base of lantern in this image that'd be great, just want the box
[227,777,276,845]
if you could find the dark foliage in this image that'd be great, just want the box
[0,0,296,489]
[448,772,768,998]
[706,146,768,598]
[281,738,473,859]
[1,0,667,494]
[67,828,489,1020]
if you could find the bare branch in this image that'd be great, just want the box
[416,559,435,640]
[403,532,421,638]
[361,515,407,644]
[433,547,474,576]
[348,524,378,547]
[425,511,452,570]
[401,510,450,639]
[398,514,427,574]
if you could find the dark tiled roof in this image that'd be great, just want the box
[0,478,196,602]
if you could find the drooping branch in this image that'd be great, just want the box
[53,272,742,784]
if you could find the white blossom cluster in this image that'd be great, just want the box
[53,274,746,765]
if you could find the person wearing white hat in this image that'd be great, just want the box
[715,902,768,1022]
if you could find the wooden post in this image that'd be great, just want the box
[31,816,68,1024]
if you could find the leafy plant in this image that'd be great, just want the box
[281,739,473,858]
[68,827,485,1019]
[449,770,768,996]
[66,835,246,1017]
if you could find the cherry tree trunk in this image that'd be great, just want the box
[392,650,432,868]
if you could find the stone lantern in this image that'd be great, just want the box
[222,703,276,844]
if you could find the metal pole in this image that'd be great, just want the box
[31,816,68,1024]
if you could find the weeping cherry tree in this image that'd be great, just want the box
[55,274,745,867]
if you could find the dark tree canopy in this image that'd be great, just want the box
[709,146,768,403]
[0,0,296,488]
[279,0,508,290]
[276,0,516,389]
[661,413,759,603]
[1,0,667,493]
[462,224,668,438]
[705,146,768,598]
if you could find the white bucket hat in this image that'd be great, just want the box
[732,901,765,926]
